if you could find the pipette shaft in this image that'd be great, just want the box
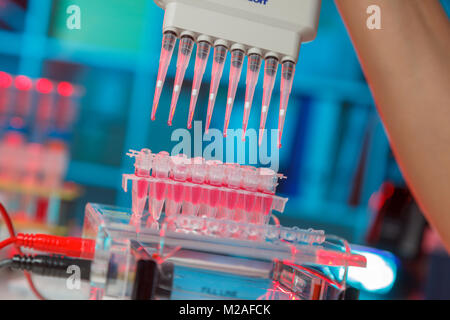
[278,61,296,148]
[151,32,177,121]
[187,41,211,129]
[223,49,245,137]
[259,57,278,145]
[168,36,194,126]
[205,45,227,133]
[242,54,262,140]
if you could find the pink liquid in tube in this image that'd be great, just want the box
[187,41,211,129]
[130,149,152,219]
[168,36,194,126]
[151,32,177,120]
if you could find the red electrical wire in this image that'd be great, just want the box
[0,203,46,300]
[0,237,16,250]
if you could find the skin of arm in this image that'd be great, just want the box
[334,0,450,251]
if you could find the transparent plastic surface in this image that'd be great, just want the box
[83,203,366,300]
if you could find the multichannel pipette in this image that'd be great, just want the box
[205,45,227,134]
[223,50,244,137]
[151,32,177,121]
[278,61,296,148]
[168,36,194,126]
[259,58,279,145]
[242,54,262,140]
[151,0,321,147]
[187,41,211,129]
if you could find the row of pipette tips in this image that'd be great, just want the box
[150,32,296,148]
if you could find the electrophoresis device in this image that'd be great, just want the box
[151,0,322,147]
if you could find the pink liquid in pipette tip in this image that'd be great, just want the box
[242,54,262,140]
[223,50,244,137]
[278,61,296,148]
[187,41,211,129]
[205,46,227,133]
[151,32,177,121]
[168,36,194,126]
[259,57,278,145]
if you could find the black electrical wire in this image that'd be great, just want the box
[0,259,12,269]
[6,254,91,280]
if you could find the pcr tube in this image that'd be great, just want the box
[151,32,177,121]
[150,151,171,220]
[241,166,259,223]
[205,160,224,218]
[242,54,262,140]
[278,61,296,148]
[187,41,211,129]
[222,163,241,224]
[166,154,189,217]
[259,57,279,145]
[223,50,245,137]
[205,45,228,133]
[183,157,206,216]
[130,149,152,219]
[168,36,194,126]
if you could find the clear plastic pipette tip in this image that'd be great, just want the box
[278,61,296,148]
[187,41,211,129]
[223,50,245,137]
[205,45,227,134]
[151,32,177,121]
[259,57,278,145]
[242,54,262,140]
[168,36,194,126]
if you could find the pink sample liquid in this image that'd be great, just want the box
[226,190,238,210]
[191,185,202,205]
[244,193,255,212]
[236,193,245,210]
[155,181,166,200]
[262,196,273,216]
[173,183,184,202]
[209,189,220,207]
